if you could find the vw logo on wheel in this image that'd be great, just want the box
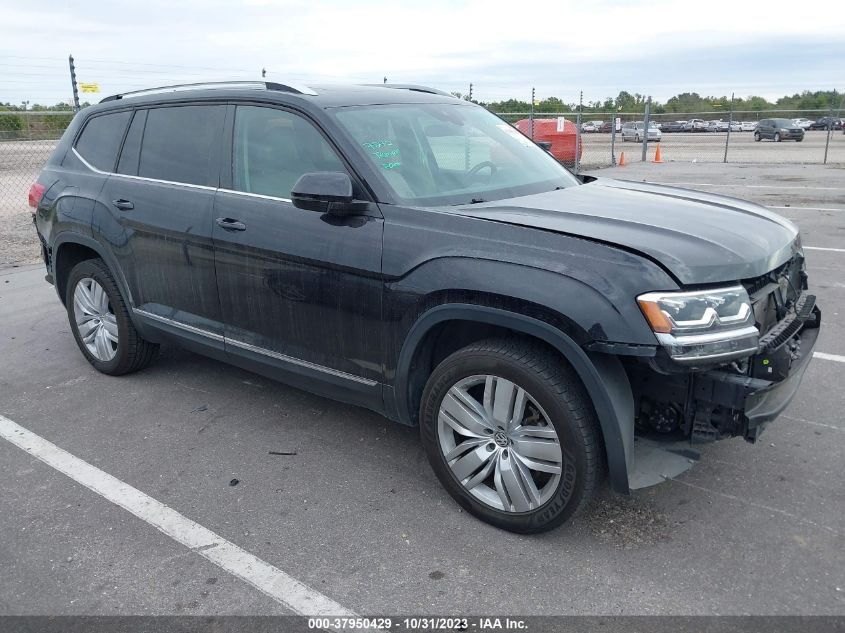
[493,430,509,447]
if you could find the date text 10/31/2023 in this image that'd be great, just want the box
[307,617,528,630]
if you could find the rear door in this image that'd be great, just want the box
[100,103,226,338]
[212,104,384,402]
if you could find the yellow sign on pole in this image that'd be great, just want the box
[79,82,100,93]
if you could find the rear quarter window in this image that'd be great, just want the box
[74,111,132,171]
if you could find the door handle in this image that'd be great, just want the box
[216,217,246,231]
[112,199,134,211]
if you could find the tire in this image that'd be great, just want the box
[635,135,641,143]
[774,132,781,142]
[66,258,158,375]
[754,132,761,142]
[796,137,803,142]
[419,338,603,534]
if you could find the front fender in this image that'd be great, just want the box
[393,304,635,494]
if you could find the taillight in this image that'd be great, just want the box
[28,183,46,208]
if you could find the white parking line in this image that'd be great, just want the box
[767,206,845,212]
[0,414,354,617]
[660,182,845,191]
[804,246,845,253]
[814,352,845,364]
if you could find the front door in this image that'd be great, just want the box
[212,104,384,399]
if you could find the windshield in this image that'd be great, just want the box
[773,118,795,127]
[331,103,579,206]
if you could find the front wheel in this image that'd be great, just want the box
[420,338,603,533]
[67,258,159,375]
[754,132,761,141]
[774,132,781,142]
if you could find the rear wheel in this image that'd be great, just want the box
[774,132,781,142]
[420,338,603,533]
[67,259,158,375]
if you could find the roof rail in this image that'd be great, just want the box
[364,83,456,98]
[100,81,318,103]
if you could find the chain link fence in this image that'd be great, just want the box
[494,109,845,171]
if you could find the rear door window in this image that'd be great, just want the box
[138,105,225,186]
[74,111,132,172]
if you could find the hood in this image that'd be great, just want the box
[452,178,800,285]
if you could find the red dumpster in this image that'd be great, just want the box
[514,118,582,165]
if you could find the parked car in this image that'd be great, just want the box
[30,81,821,533]
[754,118,805,142]
[729,121,742,132]
[808,116,843,131]
[683,118,706,132]
[660,121,687,133]
[791,118,814,130]
[581,121,597,133]
[706,120,729,132]
[740,121,758,132]
[620,121,661,142]
[596,121,613,133]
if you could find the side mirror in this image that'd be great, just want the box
[291,172,360,214]
[535,141,552,151]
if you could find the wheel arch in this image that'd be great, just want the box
[392,304,635,493]
[53,233,134,309]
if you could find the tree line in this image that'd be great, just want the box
[451,89,842,116]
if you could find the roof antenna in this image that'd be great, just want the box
[261,68,266,78]
[383,76,387,84]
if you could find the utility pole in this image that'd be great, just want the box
[68,54,80,113]
[575,90,583,174]
[529,87,535,140]
[724,92,734,163]
[641,96,651,162]
[823,89,841,165]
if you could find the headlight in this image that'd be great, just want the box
[637,286,759,364]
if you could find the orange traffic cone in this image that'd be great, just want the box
[652,144,663,163]
[618,152,626,166]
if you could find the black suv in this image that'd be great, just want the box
[31,82,820,533]
[754,118,805,142]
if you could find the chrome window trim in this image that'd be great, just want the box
[133,308,377,386]
[217,188,292,203]
[226,338,378,386]
[72,147,218,192]
[133,308,224,342]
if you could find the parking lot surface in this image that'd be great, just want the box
[1,162,844,616]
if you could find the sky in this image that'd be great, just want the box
[1,0,843,107]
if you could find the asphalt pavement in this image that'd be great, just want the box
[0,162,843,616]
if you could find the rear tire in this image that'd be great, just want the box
[66,258,158,376]
[420,338,603,533]
[774,132,781,142]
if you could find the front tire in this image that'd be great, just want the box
[754,132,761,141]
[67,258,158,375]
[774,132,781,142]
[420,338,603,533]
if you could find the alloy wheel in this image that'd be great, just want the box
[436,374,564,513]
[73,277,118,361]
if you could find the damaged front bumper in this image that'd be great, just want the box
[627,302,820,489]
